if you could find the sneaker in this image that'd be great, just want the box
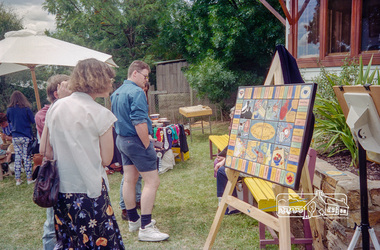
[16,180,22,186]
[138,221,169,242]
[27,179,36,185]
[129,218,156,232]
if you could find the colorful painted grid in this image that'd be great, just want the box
[225,84,317,189]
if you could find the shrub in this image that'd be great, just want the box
[312,56,379,166]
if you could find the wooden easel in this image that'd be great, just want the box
[204,51,315,249]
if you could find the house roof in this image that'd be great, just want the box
[154,59,186,65]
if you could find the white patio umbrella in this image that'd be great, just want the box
[0,29,117,110]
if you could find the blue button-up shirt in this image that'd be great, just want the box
[111,80,152,137]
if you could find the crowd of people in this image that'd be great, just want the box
[2,58,237,249]
[1,59,173,249]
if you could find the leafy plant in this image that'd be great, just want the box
[159,0,284,105]
[313,55,379,166]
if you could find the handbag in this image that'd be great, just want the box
[33,159,59,207]
[27,137,39,155]
[32,128,59,208]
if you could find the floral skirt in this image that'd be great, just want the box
[54,180,125,249]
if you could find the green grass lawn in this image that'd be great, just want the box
[0,121,299,249]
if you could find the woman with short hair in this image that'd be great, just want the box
[40,58,124,249]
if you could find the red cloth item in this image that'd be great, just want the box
[35,104,51,137]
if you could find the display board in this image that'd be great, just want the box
[224,83,317,189]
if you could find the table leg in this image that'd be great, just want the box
[201,119,204,134]
[189,117,192,142]
[209,116,212,134]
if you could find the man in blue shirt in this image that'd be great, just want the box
[111,60,169,242]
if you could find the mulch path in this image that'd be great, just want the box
[317,151,380,181]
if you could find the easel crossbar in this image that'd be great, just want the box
[226,195,280,231]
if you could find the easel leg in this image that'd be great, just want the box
[204,169,240,250]
[273,185,291,249]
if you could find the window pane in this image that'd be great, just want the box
[297,0,320,58]
[361,0,380,51]
[327,0,351,53]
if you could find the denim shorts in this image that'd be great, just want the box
[116,135,157,172]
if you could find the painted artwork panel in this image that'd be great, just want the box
[265,99,282,121]
[252,99,267,120]
[237,119,251,138]
[275,122,294,146]
[241,100,254,119]
[225,83,317,190]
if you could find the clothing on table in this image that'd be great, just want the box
[152,124,189,153]
[111,80,153,137]
[54,180,124,249]
[46,92,117,198]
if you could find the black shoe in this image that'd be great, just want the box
[121,209,129,221]
[1,162,9,174]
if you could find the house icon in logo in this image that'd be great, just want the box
[303,190,349,219]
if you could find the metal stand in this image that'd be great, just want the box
[347,143,380,250]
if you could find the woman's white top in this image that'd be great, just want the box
[46,92,117,198]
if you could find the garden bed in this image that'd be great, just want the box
[318,151,380,180]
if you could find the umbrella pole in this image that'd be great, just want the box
[29,65,41,110]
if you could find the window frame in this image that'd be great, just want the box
[294,0,380,68]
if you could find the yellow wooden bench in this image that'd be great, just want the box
[208,134,229,159]
[243,177,307,212]
[242,148,317,249]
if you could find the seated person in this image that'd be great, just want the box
[213,107,240,215]
[0,113,13,144]
[214,147,241,215]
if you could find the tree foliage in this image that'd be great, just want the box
[42,0,284,110]
[158,0,285,106]
[0,3,23,39]
[43,0,166,82]
[0,3,24,112]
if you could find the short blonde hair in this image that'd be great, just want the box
[69,58,115,94]
[128,60,150,78]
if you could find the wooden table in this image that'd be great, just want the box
[179,105,212,141]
